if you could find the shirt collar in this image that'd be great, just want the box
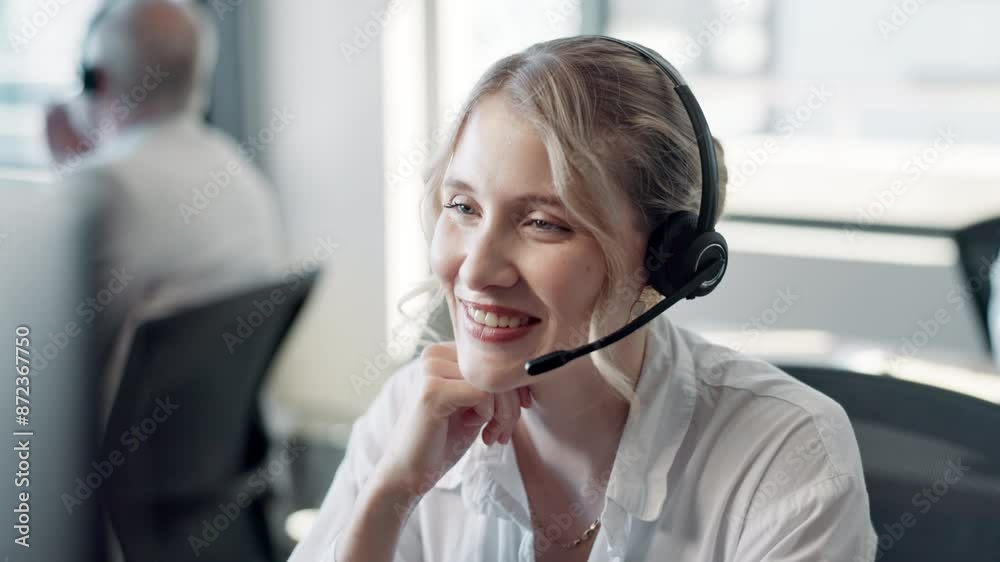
[605,313,698,521]
[85,111,202,165]
[433,314,699,525]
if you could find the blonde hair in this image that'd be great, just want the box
[396,36,728,412]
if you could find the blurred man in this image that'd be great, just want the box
[44,0,286,419]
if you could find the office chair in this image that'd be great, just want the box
[780,364,1000,562]
[954,217,1000,355]
[100,270,318,562]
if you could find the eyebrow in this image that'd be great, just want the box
[443,177,566,210]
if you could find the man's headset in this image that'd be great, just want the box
[80,65,99,94]
[524,35,729,376]
[78,4,107,96]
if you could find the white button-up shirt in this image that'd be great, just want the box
[289,314,878,561]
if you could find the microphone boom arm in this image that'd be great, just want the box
[524,259,724,376]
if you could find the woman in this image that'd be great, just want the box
[290,36,877,562]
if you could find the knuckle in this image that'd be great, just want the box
[434,403,455,418]
[419,378,455,418]
[419,343,439,362]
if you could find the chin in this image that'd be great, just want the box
[457,354,525,393]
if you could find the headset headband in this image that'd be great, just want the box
[585,35,720,234]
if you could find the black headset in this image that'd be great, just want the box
[80,65,99,93]
[524,35,729,376]
[78,4,112,96]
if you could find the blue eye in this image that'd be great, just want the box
[530,218,568,232]
[443,199,570,234]
[443,201,474,215]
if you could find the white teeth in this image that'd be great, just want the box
[466,305,530,329]
[484,312,499,327]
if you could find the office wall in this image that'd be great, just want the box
[236,0,392,437]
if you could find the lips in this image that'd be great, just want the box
[463,312,540,343]
[459,299,541,344]
[458,298,540,321]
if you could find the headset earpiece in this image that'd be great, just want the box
[683,229,727,298]
[645,211,697,297]
[645,211,728,300]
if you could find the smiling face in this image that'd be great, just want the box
[429,93,646,393]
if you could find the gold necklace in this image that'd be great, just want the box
[528,502,601,550]
[513,428,604,550]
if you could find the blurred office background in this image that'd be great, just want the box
[1,0,999,561]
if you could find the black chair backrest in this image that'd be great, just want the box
[101,270,318,562]
[780,364,1000,562]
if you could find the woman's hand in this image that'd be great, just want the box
[371,341,532,498]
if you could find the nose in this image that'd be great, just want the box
[458,218,519,291]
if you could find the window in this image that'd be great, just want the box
[433,0,584,122]
[606,0,1000,230]
[0,0,101,169]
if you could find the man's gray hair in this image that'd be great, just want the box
[87,0,219,116]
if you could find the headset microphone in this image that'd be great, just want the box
[523,35,729,377]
